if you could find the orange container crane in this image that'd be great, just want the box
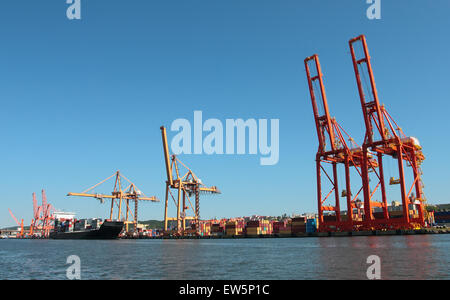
[40,190,54,237]
[348,35,425,230]
[160,126,220,235]
[67,171,159,232]
[305,54,377,232]
[29,190,55,238]
[29,192,38,236]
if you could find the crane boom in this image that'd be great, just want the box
[160,126,173,186]
[305,54,337,153]
[67,171,159,231]
[32,192,38,219]
[349,35,387,144]
[67,192,158,201]
[8,208,20,226]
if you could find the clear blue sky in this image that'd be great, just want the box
[1,0,449,227]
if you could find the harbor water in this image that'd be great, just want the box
[0,234,449,280]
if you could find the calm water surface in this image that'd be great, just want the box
[0,235,448,280]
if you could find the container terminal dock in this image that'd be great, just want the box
[2,34,450,240]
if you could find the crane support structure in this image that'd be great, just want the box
[305,54,377,232]
[22,190,55,238]
[161,126,220,235]
[305,35,426,231]
[348,35,425,230]
[67,171,159,232]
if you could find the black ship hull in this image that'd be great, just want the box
[49,221,124,240]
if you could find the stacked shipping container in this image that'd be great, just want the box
[211,223,224,236]
[225,220,245,236]
[272,220,288,234]
[434,211,450,224]
[278,221,292,235]
[187,216,321,237]
[291,217,307,233]
[323,215,337,222]
[306,218,317,233]
[246,220,272,235]
[198,222,211,236]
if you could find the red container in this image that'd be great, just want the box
[211,224,224,233]
[246,221,260,227]
[292,217,306,222]
[373,212,385,219]
[292,225,306,232]
[323,215,337,222]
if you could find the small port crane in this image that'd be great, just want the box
[160,126,220,235]
[67,171,159,232]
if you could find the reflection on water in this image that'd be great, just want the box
[314,235,447,280]
[0,235,448,279]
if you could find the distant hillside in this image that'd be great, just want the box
[426,204,450,212]
[139,220,181,229]
[139,220,165,229]
[0,226,30,231]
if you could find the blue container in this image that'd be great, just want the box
[435,219,449,224]
[306,227,316,233]
[435,211,450,216]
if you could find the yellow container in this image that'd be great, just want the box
[246,228,261,235]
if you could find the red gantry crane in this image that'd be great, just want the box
[306,35,426,231]
[30,190,55,238]
[348,35,425,230]
[160,126,220,235]
[305,54,377,232]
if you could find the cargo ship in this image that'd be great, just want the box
[49,218,124,240]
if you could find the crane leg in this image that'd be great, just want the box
[110,199,114,220]
[398,146,410,224]
[164,183,169,231]
[195,187,200,230]
[182,190,186,231]
[177,182,182,232]
[135,200,138,232]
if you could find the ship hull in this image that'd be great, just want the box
[49,221,124,240]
